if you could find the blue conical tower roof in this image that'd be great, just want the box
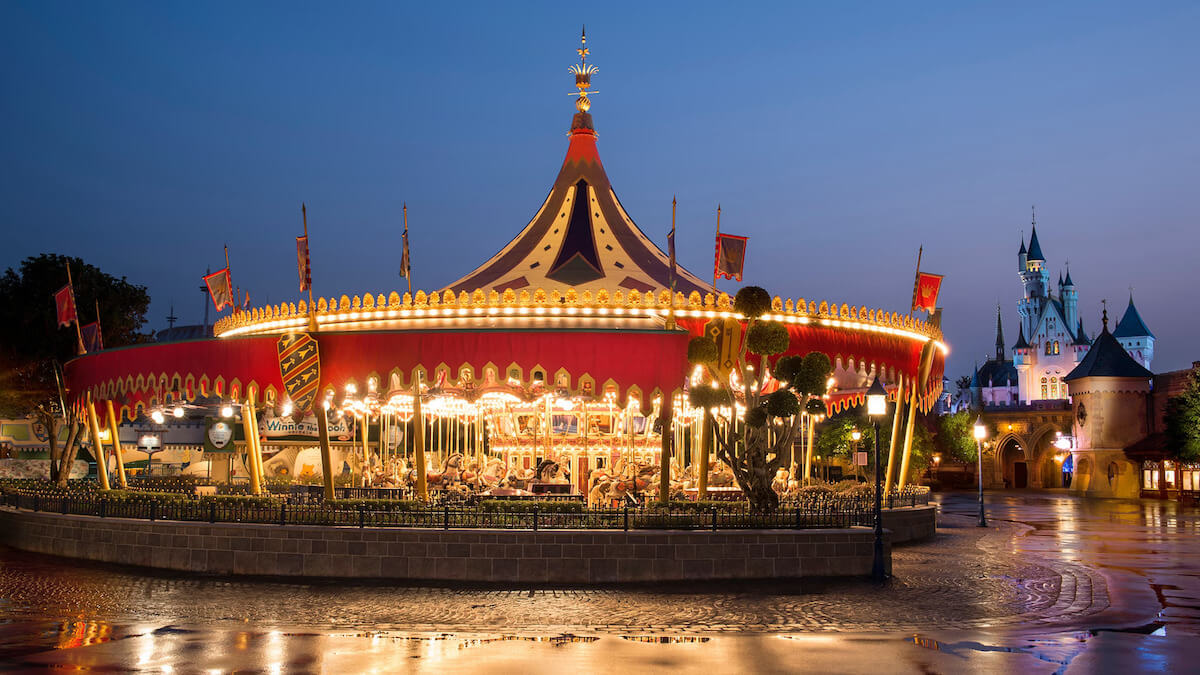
[1026,226,1045,261]
[1113,295,1154,339]
[1065,314,1152,381]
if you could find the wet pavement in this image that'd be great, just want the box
[0,492,1196,672]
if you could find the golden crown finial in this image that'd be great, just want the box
[569,26,598,113]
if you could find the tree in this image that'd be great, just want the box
[1165,367,1200,462]
[814,410,874,480]
[687,286,833,513]
[955,375,972,397]
[936,410,979,463]
[0,254,151,416]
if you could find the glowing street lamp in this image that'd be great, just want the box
[221,403,234,419]
[974,416,987,528]
[866,376,889,583]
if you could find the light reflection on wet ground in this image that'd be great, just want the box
[0,492,1197,672]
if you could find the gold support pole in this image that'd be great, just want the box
[86,397,110,490]
[362,412,371,487]
[246,395,265,492]
[897,388,919,492]
[316,402,335,501]
[885,374,905,496]
[413,377,428,502]
[104,400,127,488]
[240,399,262,495]
[659,397,672,504]
[803,414,815,485]
[698,410,712,498]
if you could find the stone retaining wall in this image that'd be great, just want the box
[881,505,938,543]
[0,507,937,583]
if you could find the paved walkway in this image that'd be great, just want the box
[0,492,1195,672]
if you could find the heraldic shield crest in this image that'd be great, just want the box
[277,332,320,415]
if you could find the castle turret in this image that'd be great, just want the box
[1017,236,1027,272]
[1061,266,1078,335]
[1064,307,1154,498]
[1017,212,1051,337]
[1112,293,1155,370]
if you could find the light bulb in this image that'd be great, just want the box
[173,406,184,418]
[221,404,234,418]
[281,401,293,417]
[151,410,165,425]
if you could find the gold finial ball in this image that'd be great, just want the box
[576,94,591,112]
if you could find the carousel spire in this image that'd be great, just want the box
[569,25,598,113]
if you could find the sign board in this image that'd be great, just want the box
[259,415,354,442]
[204,418,236,453]
[854,451,869,466]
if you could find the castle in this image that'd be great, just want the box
[972,217,1155,407]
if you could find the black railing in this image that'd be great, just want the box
[0,490,931,531]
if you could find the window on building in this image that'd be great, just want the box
[1053,341,1060,355]
[1045,342,1053,355]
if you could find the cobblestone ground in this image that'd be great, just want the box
[0,492,1196,672]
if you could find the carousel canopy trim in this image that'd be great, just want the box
[214,288,945,351]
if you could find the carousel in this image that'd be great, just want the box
[63,36,947,505]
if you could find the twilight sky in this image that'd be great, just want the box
[2,1,1198,380]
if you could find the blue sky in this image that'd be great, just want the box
[2,1,1197,379]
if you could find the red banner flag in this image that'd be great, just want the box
[54,285,76,327]
[203,268,234,311]
[80,321,103,352]
[715,233,748,282]
[912,272,943,313]
[296,235,311,291]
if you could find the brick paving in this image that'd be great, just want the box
[0,500,1108,634]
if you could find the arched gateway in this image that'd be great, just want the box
[62,35,946,500]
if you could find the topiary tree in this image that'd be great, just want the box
[687,286,833,512]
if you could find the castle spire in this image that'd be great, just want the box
[1026,210,1045,261]
[995,304,1005,360]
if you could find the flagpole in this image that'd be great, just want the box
[224,244,234,315]
[909,245,923,319]
[403,203,412,296]
[303,203,317,332]
[93,299,102,351]
[66,263,85,355]
[667,196,677,331]
[713,204,721,291]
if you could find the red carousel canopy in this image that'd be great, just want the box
[64,329,693,420]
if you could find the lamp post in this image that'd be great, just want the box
[866,376,889,582]
[851,429,862,481]
[974,416,987,528]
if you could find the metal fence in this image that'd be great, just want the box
[0,490,927,531]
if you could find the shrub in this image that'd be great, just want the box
[477,499,584,513]
[746,322,788,355]
[324,499,424,512]
[687,336,719,364]
[734,286,772,319]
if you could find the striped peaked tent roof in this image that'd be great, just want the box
[443,75,713,297]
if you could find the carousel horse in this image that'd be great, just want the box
[502,466,537,491]
[707,461,736,488]
[772,467,791,496]
[460,459,481,489]
[536,459,570,484]
[426,452,465,488]
[586,468,612,508]
[478,458,507,489]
